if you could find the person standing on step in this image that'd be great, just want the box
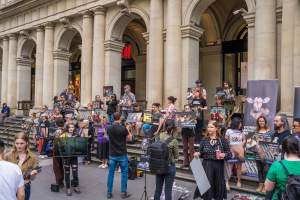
[119,85,136,120]
[193,120,231,200]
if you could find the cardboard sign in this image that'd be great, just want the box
[190,158,211,195]
[143,112,152,123]
[103,86,114,97]
[126,112,143,123]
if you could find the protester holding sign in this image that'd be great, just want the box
[271,114,291,146]
[254,116,272,193]
[225,117,245,189]
[60,123,81,196]
[222,81,235,114]
[191,90,207,144]
[181,105,195,168]
[193,120,231,200]
[106,94,118,124]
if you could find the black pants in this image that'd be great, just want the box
[256,160,269,183]
[194,160,226,200]
[154,165,176,200]
[63,157,79,189]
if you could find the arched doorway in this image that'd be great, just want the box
[18,39,36,103]
[55,29,82,101]
[121,19,147,100]
[185,0,250,102]
[106,10,148,100]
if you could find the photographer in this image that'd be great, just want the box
[154,120,179,200]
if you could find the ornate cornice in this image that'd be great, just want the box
[43,22,54,29]
[16,57,33,66]
[8,33,17,39]
[142,32,149,44]
[81,10,93,18]
[104,40,124,53]
[181,25,204,40]
[90,6,106,15]
[276,7,282,24]
[243,12,255,28]
[53,50,72,61]
[19,30,30,38]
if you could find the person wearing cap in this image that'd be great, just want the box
[154,119,179,200]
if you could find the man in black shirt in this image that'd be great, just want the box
[292,118,300,138]
[107,112,132,199]
[272,114,291,145]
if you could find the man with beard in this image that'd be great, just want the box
[292,118,300,138]
[272,114,291,145]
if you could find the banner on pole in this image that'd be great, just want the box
[244,80,279,128]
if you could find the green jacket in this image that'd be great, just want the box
[158,132,179,164]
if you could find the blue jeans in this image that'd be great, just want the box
[25,183,31,200]
[107,155,128,194]
[154,164,176,200]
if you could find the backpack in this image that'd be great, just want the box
[149,137,174,175]
[279,161,300,200]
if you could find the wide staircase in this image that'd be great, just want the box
[0,116,264,196]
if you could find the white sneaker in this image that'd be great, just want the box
[98,164,104,168]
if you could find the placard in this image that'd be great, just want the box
[243,159,258,177]
[143,112,152,123]
[103,86,114,97]
[259,141,280,163]
[53,137,88,157]
[190,158,211,195]
[210,106,227,126]
[126,112,143,123]
[174,112,196,128]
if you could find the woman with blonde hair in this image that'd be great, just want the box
[5,132,39,200]
[193,121,231,200]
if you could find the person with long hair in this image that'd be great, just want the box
[193,121,231,200]
[5,132,39,200]
[154,119,179,200]
[222,81,235,114]
[265,136,300,200]
[191,90,207,144]
[225,117,245,190]
[60,123,81,196]
[255,116,272,193]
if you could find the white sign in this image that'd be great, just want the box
[190,158,211,195]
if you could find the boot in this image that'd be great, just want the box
[256,183,263,192]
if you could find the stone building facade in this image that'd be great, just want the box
[0,0,299,115]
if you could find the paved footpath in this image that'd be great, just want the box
[31,158,240,200]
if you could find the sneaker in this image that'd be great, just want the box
[107,193,113,199]
[98,164,104,168]
[121,192,131,199]
[101,165,106,169]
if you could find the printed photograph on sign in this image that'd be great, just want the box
[174,112,196,128]
[126,112,143,123]
[103,86,114,97]
[258,141,280,163]
[210,106,227,126]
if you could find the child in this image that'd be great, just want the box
[97,121,109,168]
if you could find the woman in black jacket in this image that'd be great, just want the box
[106,94,118,124]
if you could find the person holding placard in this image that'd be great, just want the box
[193,120,231,200]
[225,117,246,189]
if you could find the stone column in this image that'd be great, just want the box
[7,34,18,108]
[1,37,8,104]
[53,50,72,96]
[135,54,147,101]
[294,1,300,87]
[280,0,298,114]
[181,25,203,107]
[104,40,123,98]
[81,11,93,105]
[16,58,33,101]
[147,0,164,106]
[243,13,255,80]
[92,7,105,98]
[42,23,54,107]
[35,26,44,108]
[165,0,182,107]
[254,0,276,79]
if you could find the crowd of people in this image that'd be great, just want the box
[1,80,300,200]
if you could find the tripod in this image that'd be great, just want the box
[140,165,149,200]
